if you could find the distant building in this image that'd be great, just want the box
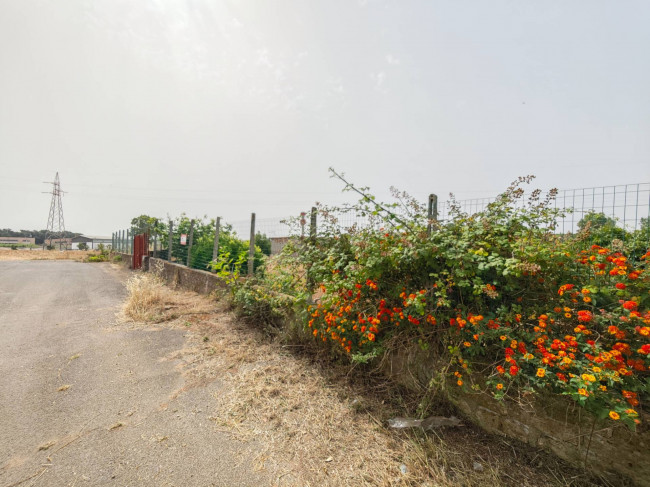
[71,235,112,250]
[0,237,36,245]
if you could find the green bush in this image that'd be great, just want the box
[228,171,650,429]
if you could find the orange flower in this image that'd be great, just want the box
[457,379,463,386]
[496,383,504,390]
[623,301,638,310]
[609,411,620,420]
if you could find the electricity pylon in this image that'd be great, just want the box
[43,172,67,250]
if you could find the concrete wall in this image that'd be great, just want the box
[114,252,133,269]
[146,257,226,295]
[386,346,650,486]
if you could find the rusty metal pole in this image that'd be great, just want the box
[248,213,256,276]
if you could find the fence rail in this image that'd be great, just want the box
[112,181,650,275]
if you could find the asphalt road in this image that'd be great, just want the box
[0,261,267,487]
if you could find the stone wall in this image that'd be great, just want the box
[386,346,649,486]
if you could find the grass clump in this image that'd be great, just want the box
[123,273,169,322]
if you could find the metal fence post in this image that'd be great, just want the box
[121,230,125,253]
[186,219,195,267]
[427,194,438,237]
[168,221,173,262]
[310,207,317,240]
[248,213,256,276]
[212,217,221,272]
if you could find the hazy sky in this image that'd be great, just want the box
[1,1,649,236]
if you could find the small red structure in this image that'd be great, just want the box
[132,233,149,270]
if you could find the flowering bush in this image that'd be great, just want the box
[236,173,649,430]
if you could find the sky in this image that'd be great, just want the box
[1,0,649,236]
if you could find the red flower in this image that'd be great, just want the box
[558,284,575,296]
[623,301,638,310]
[577,310,593,322]
[615,283,626,290]
[638,344,650,355]
[509,365,519,376]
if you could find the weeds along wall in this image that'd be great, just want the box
[112,175,650,483]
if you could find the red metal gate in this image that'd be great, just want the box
[133,233,149,270]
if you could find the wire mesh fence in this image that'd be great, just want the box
[439,183,650,234]
[112,181,650,274]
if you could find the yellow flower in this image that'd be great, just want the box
[496,383,504,390]
[592,367,601,373]
[536,368,546,378]
[581,374,596,383]
[578,388,588,396]
[609,411,620,420]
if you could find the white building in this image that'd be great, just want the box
[70,235,112,250]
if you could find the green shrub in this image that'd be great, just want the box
[229,171,649,430]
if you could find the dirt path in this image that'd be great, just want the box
[0,261,268,487]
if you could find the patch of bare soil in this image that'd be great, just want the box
[123,274,622,487]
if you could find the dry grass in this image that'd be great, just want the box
[122,273,170,322]
[121,273,618,487]
[121,271,215,323]
[0,248,94,262]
